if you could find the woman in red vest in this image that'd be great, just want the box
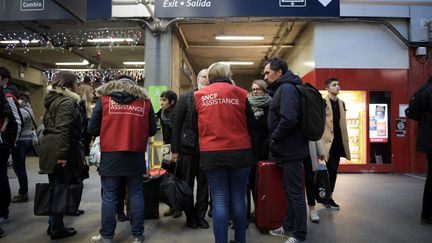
[194,62,254,243]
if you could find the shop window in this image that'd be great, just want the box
[369,91,392,164]
[320,91,367,165]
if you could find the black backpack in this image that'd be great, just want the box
[405,83,432,121]
[273,83,326,141]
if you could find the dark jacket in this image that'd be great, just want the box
[248,98,270,162]
[267,70,309,162]
[39,86,83,174]
[0,85,15,148]
[88,80,157,176]
[171,90,199,155]
[156,108,174,144]
[416,82,432,153]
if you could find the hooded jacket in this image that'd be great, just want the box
[88,79,157,176]
[267,70,309,161]
[39,86,83,174]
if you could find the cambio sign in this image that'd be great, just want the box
[155,0,339,18]
[20,0,44,11]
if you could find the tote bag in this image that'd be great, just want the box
[34,183,83,216]
[314,163,331,204]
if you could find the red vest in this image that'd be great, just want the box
[100,96,150,152]
[194,82,251,152]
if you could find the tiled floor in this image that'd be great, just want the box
[1,157,432,243]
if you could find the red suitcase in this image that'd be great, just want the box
[255,161,286,233]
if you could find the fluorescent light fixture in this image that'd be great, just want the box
[215,35,264,41]
[0,39,40,44]
[87,38,134,43]
[0,40,20,44]
[219,61,254,65]
[123,61,145,65]
[55,60,89,66]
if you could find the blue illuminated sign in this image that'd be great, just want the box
[155,0,339,18]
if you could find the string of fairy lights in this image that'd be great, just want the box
[0,28,143,54]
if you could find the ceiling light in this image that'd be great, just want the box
[0,40,20,44]
[0,39,40,44]
[215,35,264,41]
[87,38,134,43]
[219,61,254,65]
[123,61,145,65]
[55,60,89,66]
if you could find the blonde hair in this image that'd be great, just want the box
[207,62,232,81]
[252,79,268,93]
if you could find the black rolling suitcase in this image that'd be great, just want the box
[143,169,163,219]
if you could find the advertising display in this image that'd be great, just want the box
[321,91,367,165]
[369,104,388,143]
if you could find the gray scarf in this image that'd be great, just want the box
[248,95,272,119]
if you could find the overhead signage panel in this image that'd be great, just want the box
[0,0,111,21]
[53,0,87,22]
[155,0,339,18]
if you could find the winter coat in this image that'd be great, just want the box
[267,70,309,162]
[416,82,432,153]
[321,96,351,161]
[0,85,14,147]
[88,80,157,176]
[248,95,270,162]
[39,86,83,174]
[171,90,199,155]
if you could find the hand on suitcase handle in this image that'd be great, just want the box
[172,153,179,163]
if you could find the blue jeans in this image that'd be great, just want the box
[0,146,11,218]
[100,176,144,239]
[206,166,250,243]
[281,161,307,241]
[12,140,32,195]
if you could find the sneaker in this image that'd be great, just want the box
[91,234,113,243]
[0,217,8,225]
[285,236,306,243]
[269,226,292,238]
[327,199,340,210]
[163,208,174,217]
[12,194,29,203]
[132,235,145,243]
[310,210,320,223]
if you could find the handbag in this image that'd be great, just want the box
[158,164,193,211]
[314,163,331,204]
[34,182,83,216]
[88,136,101,167]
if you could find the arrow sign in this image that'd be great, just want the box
[319,0,332,7]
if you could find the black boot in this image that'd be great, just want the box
[50,228,77,240]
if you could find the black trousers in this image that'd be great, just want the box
[422,153,432,220]
[178,154,208,220]
[0,146,11,219]
[327,144,343,193]
[303,157,316,206]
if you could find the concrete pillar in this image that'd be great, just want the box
[144,27,172,87]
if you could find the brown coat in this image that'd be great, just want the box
[321,96,351,161]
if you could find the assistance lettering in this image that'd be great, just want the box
[201,93,240,107]
[109,98,145,116]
